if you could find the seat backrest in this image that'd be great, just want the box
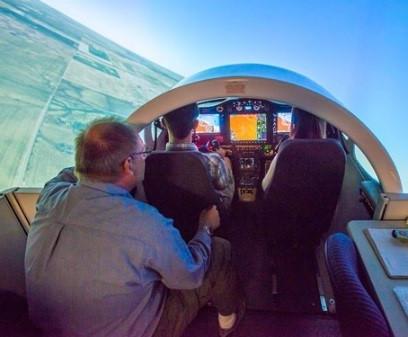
[144,151,220,241]
[263,139,346,247]
[325,233,391,337]
[0,193,27,297]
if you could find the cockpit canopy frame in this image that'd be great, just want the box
[127,64,402,193]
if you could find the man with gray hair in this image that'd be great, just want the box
[25,118,243,337]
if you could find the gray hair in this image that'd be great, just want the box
[75,117,138,182]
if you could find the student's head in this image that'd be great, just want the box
[75,117,145,189]
[290,108,323,139]
[162,103,199,140]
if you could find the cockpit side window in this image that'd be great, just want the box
[353,146,379,182]
[342,132,380,183]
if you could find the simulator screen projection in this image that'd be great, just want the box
[196,114,221,133]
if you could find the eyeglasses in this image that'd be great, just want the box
[128,150,152,160]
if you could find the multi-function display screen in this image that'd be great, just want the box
[229,114,267,141]
[276,112,292,133]
[196,114,221,133]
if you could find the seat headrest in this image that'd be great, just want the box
[144,151,220,205]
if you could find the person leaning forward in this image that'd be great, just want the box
[25,117,244,337]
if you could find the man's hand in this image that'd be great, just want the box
[215,147,232,158]
[198,205,220,233]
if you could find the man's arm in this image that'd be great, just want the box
[261,156,277,191]
[208,152,234,191]
[36,167,78,213]
[206,153,235,211]
[151,227,211,289]
[147,207,219,289]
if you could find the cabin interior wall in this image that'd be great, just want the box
[329,155,372,235]
[0,195,27,297]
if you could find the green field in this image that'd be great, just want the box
[0,0,182,190]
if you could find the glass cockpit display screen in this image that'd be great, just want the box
[229,114,267,141]
[196,114,220,133]
[276,112,292,133]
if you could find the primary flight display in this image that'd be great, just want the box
[230,114,267,141]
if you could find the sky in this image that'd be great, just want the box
[42,0,408,191]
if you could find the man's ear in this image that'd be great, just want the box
[122,157,134,175]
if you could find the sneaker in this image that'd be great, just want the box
[218,300,246,337]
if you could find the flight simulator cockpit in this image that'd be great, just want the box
[194,98,293,202]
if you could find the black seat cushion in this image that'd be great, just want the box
[0,290,41,337]
[144,151,220,241]
[0,290,27,323]
[326,233,391,337]
[263,139,346,247]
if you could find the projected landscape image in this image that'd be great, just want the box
[0,0,182,190]
[196,114,220,134]
[277,112,292,133]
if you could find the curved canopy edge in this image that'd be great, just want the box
[128,64,402,193]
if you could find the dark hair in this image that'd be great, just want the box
[163,103,199,139]
[75,117,138,182]
[291,108,322,139]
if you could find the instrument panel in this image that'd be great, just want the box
[196,98,293,201]
[196,98,292,146]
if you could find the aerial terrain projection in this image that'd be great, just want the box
[277,112,292,133]
[196,115,221,134]
[0,0,182,190]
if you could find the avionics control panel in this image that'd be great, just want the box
[196,98,292,202]
[196,98,291,144]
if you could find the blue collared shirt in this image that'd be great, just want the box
[25,168,212,337]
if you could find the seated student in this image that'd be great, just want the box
[25,118,244,337]
[162,103,235,211]
[262,107,323,191]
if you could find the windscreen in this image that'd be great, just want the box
[276,112,292,133]
[196,114,220,133]
[229,114,267,141]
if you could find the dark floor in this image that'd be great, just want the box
[182,200,343,337]
[227,201,322,313]
[183,307,341,337]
